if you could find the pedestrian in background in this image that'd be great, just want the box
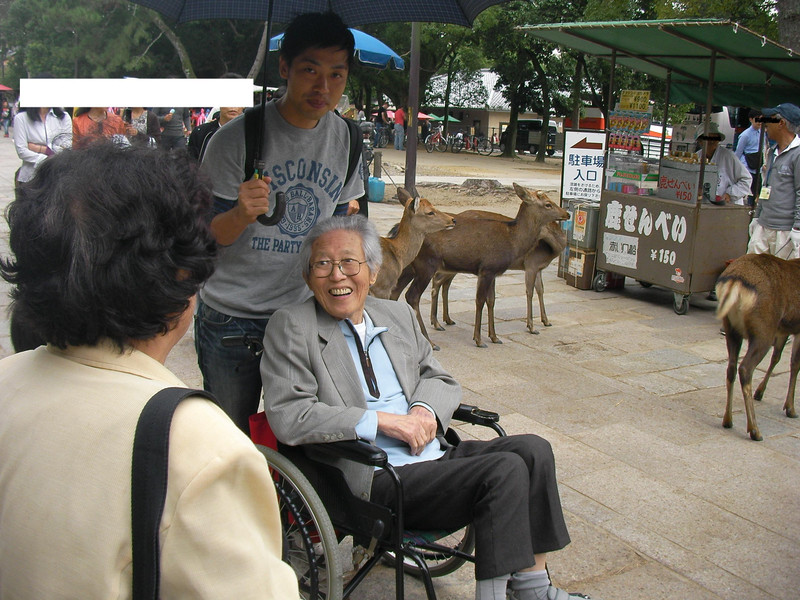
[747,103,800,258]
[154,106,191,150]
[735,109,763,204]
[12,106,72,185]
[393,104,406,150]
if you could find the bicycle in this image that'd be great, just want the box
[374,126,390,149]
[359,121,375,168]
[424,124,448,153]
[449,131,490,155]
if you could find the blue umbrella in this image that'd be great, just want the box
[270,29,405,70]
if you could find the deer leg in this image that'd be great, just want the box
[430,272,445,331]
[405,269,439,351]
[534,269,550,327]
[738,337,773,441]
[485,278,501,344]
[524,267,537,334]
[783,335,800,418]
[754,334,789,401]
[472,276,493,348]
[441,274,456,326]
[723,318,743,430]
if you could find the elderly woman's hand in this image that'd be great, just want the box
[377,407,437,455]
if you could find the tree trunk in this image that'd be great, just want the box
[249,21,269,80]
[777,0,800,52]
[502,86,520,158]
[147,9,195,77]
[572,55,584,129]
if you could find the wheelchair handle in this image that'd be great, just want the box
[454,404,500,424]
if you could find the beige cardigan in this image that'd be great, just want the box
[0,342,297,599]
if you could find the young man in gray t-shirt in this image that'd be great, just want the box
[196,12,364,431]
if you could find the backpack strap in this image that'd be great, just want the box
[131,387,217,600]
[341,116,363,187]
[243,104,264,182]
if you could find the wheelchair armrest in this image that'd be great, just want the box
[453,404,500,426]
[304,439,388,468]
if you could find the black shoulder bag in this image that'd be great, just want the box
[131,387,216,599]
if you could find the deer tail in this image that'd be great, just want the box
[715,278,757,325]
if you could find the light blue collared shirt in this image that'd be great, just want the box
[341,312,445,468]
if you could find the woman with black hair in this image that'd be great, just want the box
[12,106,72,184]
[0,144,298,599]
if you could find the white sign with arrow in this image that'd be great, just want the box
[561,130,606,202]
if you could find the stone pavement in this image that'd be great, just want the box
[0,137,798,600]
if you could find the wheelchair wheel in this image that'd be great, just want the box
[383,524,476,578]
[256,445,343,600]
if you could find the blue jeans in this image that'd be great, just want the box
[194,298,270,432]
[394,123,405,150]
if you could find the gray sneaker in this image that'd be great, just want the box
[507,585,594,600]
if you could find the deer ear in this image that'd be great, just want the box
[397,188,411,204]
[412,197,420,212]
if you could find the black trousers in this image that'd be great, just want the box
[370,434,571,580]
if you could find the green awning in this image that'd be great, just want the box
[521,19,800,106]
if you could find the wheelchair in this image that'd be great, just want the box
[254,404,506,600]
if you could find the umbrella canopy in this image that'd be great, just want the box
[133,0,510,194]
[133,0,502,27]
[270,28,404,70]
[0,84,13,91]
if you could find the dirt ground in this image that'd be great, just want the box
[375,147,564,215]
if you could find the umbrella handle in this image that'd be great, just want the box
[253,162,286,226]
[256,191,285,226]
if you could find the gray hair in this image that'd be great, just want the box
[782,117,800,136]
[299,215,383,277]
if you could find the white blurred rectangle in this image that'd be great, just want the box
[19,78,255,108]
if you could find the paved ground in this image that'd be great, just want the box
[1,139,798,600]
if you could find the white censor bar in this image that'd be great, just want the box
[19,78,255,108]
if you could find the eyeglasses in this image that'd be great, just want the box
[310,258,367,277]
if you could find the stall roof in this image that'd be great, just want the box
[521,19,800,107]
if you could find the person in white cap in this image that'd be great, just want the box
[746,103,800,258]
[694,122,752,206]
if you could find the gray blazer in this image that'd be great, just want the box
[261,296,462,499]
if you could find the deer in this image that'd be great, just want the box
[716,253,800,441]
[369,188,455,299]
[430,217,566,335]
[402,183,569,349]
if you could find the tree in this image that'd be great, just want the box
[776,0,799,51]
[480,1,581,160]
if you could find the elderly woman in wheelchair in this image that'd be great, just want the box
[261,215,593,600]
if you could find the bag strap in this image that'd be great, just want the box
[243,103,363,188]
[131,387,216,600]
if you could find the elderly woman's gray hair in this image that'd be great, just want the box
[299,215,383,277]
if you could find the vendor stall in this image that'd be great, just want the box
[524,19,800,313]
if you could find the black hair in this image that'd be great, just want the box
[21,107,67,122]
[280,12,355,69]
[1,143,217,351]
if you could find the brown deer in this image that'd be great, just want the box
[403,183,569,348]
[430,217,566,335]
[369,189,455,299]
[716,253,800,441]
